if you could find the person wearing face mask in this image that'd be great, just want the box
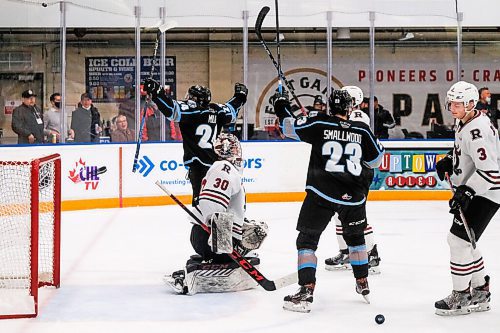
[70,92,101,142]
[476,87,498,129]
[43,93,62,143]
[11,89,45,144]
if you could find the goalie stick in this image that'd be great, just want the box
[445,173,477,249]
[255,6,306,114]
[133,22,177,172]
[155,180,298,291]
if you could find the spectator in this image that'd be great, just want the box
[70,93,101,142]
[11,89,44,144]
[362,96,395,139]
[111,114,135,142]
[476,87,498,129]
[44,93,62,142]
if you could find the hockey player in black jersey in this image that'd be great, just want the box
[144,79,248,206]
[270,88,384,313]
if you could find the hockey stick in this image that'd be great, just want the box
[155,180,298,291]
[255,6,306,114]
[133,22,177,173]
[445,173,477,249]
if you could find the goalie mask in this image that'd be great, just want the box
[328,89,353,117]
[341,86,364,108]
[214,133,243,167]
[187,85,211,108]
[446,81,478,113]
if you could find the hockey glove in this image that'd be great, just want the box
[144,78,161,97]
[269,88,289,107]
[436,154,453,181]
[232,83,248,104]
[449,185,475,214]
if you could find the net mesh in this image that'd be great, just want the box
[0,158,56,296]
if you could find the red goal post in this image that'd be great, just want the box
[0,154,61,319]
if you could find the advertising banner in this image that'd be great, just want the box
[85,56,176,103]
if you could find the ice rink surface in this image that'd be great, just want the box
[2,200,500,333]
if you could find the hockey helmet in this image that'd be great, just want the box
[446,81,479,111]
[214,133,243,167]
[313,95,326,105]
[328,88,353,116]
[341,85,364,107]
[187,85,211,108]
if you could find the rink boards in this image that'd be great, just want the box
[0,140,453,210]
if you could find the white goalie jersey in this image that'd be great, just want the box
[451,111,500,203]
[192,160,245,240]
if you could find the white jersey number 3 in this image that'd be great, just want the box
[322,141,362,176]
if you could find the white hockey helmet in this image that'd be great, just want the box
[214,133,243,167]
[446,81,479,111]
[341,85,364,107]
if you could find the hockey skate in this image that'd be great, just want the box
[356,277,370,304]
[435,289,471,316]
[163,270,188,295]
[470,276,491,312]
[367,244,381,275]
[324,250,351,271]
[283,283,315,313]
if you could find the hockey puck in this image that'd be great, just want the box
[42,3,48,7]
[375,314,385,324]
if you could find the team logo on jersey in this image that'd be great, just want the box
[255,68,344,129]
[340,121,351,128]
[342,193,352,200]
[68,158,107,190]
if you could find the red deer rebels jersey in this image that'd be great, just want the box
[451,110,500,203]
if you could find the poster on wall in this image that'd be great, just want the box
[85,56,176,103]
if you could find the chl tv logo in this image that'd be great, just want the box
[135,156,155,177]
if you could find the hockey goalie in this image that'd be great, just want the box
[164,133,268,295]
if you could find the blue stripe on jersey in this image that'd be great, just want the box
[155,96,180,122]
[184,157,213,167]
[306,185,366,206]
[224,101,237,122]
[365,151,384,168]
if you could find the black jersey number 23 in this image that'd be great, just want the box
[322,141,362,176]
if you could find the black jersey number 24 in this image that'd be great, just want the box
[196,124,218,149]
[322,141,362,176]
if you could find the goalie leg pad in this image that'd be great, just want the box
[208,212,234,254]
[184,258,260,295]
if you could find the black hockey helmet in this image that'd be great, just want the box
[313,95,326,105]
[328,88,352,116]
[188,85,211,108]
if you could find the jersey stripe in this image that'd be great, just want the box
[184,156,213,167]
[198,197,228,209]
[476,170,500,185]
[200,191,230,205]
[203,188,231,201]
[306,185,366,206]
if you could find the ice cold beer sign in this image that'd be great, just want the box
[256,68,343,129]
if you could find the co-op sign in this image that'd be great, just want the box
[135,155,263,177]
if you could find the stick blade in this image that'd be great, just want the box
[255,6,270,34]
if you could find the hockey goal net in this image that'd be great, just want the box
[0,154,61,319]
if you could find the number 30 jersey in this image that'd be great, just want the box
[153,92,244,167]
[192,160,246,240]
[451,111,500,204]
[279,110,384,205]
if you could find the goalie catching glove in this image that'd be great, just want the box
[207,213,268,254]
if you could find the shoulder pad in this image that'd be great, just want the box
[186,100,197,109]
